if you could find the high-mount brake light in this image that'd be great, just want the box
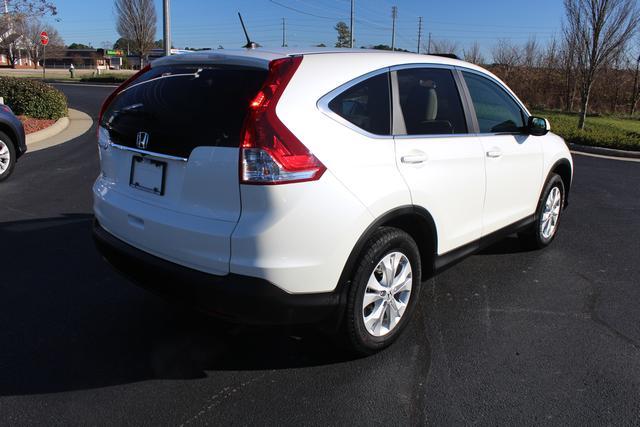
[240,56,326,185]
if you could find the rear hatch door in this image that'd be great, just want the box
[97,62,267,274]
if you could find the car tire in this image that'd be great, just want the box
[344,227,422,355]
[0,131,16,182]
[519,173,565,249]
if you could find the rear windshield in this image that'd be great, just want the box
[102,65,268,158]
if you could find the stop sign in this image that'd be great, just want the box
[40,31,49,46]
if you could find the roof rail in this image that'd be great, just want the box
[430,53,460,60]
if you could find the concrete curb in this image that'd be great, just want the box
[568,143,640,159]
[26,116,69,145]
[26,108,93,153]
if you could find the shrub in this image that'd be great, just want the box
[81,74,130,84]
[0,77,68,120]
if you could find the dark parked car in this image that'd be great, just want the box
[0,104,27,182]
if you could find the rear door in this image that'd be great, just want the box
[392,66,486,254]
[97,63,267,274]
[460,71,543,235]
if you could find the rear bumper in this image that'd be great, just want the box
[93,220,342,325]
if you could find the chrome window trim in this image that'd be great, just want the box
[317,67,393,140]
[110,143,189,162]
[317,62,532,141]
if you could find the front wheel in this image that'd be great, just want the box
[519,173,565,249]
[344,227,421,355]
[0,132,17,182]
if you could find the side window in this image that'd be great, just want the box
[396,68,468,135]
[328,72,391,135]
[463,72,525,133]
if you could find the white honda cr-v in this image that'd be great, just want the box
[93,48,572,354]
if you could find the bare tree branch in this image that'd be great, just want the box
[563,0,640,128]
[115,0,157,67]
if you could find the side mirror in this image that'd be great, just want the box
[527,116,550,136]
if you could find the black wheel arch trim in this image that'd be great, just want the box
[548,158,572,208]
[333,205,438,324]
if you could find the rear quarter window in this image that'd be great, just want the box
[328,73,391,136]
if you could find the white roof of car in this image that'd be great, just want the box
[152,47,481,72]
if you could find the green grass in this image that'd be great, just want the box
[535,111,640,152]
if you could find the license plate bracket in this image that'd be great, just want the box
[129,156,166,196]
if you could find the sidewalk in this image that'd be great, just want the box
[26,109,93,153]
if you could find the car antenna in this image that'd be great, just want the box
[238,13,257,49]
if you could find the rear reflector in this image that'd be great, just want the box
[240,56,325,185]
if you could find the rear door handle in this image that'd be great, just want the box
[401,153,429,164]
[486,149,503,158]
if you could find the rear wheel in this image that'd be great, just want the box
[0,132,16,182]
[344,227,421,355]
[519,173,565,249]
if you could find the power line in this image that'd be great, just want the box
[268,0,338,20]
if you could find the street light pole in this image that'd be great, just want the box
[163,0,171,57]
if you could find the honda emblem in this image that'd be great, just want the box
[136,132,149,150]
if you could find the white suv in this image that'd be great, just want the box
[93,49,572,354]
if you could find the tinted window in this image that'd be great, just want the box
[328,73,391,135]
[397,68,467,135]
[463,72,525,133]
[102,65,268,158]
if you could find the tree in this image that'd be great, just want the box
[115,0,157,67]
[0,13,25,66]
[68,42,92,49]
[113,37,131,52]
[0,0,56,67]
[3,0,56,15]
[22,18,64,68]
[522,37,540,69]
[429,39,460,56]
[463,42,484,64]
[491,39,521,81]
[334,21,350,48]
[629,48,640,115]
[563,0,640,129]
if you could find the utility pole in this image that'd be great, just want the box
[282,18,286,47]
[427,32,432,54]
[349,0,355,48]
[417,16,423,54]
[163,0,171,57]
[391,6,397,51]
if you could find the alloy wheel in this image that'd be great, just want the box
[541,186,562,239]
[0,140,10,174]
[362,251,412,337]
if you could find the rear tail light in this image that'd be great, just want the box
[240,56,326,185]
[98,64,151,130]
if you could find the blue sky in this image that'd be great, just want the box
[44,0,565,55]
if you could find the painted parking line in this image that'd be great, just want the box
[571,150,640,163]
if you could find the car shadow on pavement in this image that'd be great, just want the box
[478,236,536,255]
[0,215,363,396]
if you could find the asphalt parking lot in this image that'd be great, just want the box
[0,84,639,425]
